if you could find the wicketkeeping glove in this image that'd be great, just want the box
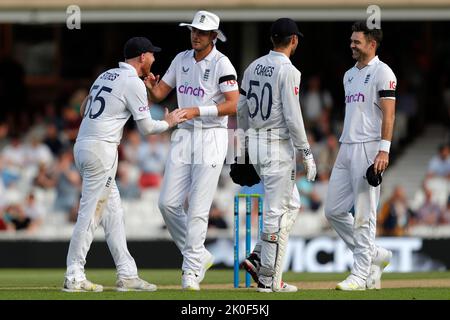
[302,148,317,182]
[229,152,261,187]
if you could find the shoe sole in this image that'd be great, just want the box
[335,285,366,291]
[240,260,259,283]
[62,288,103,293]
[182,286,200,291]
[116,287,157,292]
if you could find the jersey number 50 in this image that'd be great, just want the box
[247,80,272,120]
[84,85,112,119]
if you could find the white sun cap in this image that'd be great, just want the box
[179,10,227,42]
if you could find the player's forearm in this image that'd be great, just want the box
[136,117,169,135]
[217,100,237,116]
[380,99,396,142]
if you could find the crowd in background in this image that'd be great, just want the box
[0,61,449,237]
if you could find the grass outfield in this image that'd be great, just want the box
[0,269,449,300]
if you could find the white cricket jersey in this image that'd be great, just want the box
[238,50,309,150]
[77,62,152,144]
[162,46,238,129]
[340,56,397,143]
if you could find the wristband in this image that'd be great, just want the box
[379,139,391,153]
[199,105,218,117]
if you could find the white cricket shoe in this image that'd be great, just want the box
[366,248,392,290]
[257,281,298,293]
[62,278,103,292]
[198,250,214,283]
[336,274,366,291]
[182,271,200,291]
[116,277,157,292]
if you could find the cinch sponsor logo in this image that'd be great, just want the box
[345,92,365,103]
[139,106,150,112]
[178,83,205,97]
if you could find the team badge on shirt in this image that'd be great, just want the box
[203,69,210,81]
[364,74,371,84]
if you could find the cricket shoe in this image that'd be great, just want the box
[182,270,200,291]
[257,281,298,293]
[336,274,366,291]
[198,250,215,283]
[116,277,157,292]
[366,248,393,290]
[240,252,260,283]
[62,278,103,292]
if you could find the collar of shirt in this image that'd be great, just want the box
[119,61,138,76]
[191,45,218,63]
[269,50,291,63]
[353,55,379,69]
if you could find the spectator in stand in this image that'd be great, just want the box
[121,128,141,166]
[23,193,45,234]
[24,135,54,169]
[53,147,81,222]
[61,105,82,145]
[43,123,64,156]
[412,187,443,226]
[33,162,57,190]
[440,195,450,224]
[317,134,339,174]
[207,202,228,229]
[116,162,141,200]
[301,75,333,128]
[137,134,168,188]
[427,143,450,179]
[0,133,26,187]
[378,185,412,236]
[296,170,321,212]
[0,120,10,152]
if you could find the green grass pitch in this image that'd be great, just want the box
[0,269,449,300]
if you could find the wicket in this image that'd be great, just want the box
[233,194,263,288]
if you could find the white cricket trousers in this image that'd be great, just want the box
[248,136,300,285]
[66,140,138,282]
[158,128,228,275]
[324,141,380,280]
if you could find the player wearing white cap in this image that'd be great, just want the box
[237,18,316,293]
[325,21,396,291]
[63,37,186,292]
[146,10,239,290]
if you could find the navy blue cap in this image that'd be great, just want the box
[271,18,304,38]
[124,37,161,59]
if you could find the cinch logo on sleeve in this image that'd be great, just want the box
[345,93,365,103]
[139,106,150,112]
[178,83,205,97]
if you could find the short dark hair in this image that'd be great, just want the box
[271,35,294,48]
[351,21,383,49]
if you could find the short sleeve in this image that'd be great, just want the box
[217,57,239,93]
[161,54,181,89]
[376,65,397,100]
[123,77,151,121]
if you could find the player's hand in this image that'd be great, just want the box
[183,107,200,120]
[302,148,317,182]
[144,73,160,90]
[164,108,187,127]
[373,151,389,174]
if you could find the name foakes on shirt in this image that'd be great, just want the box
[254,64,274,77]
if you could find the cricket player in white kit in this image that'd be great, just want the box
[237,18,316,293]
[146,11,239,290]
[325,22,396,290]
[63,37,186,292]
